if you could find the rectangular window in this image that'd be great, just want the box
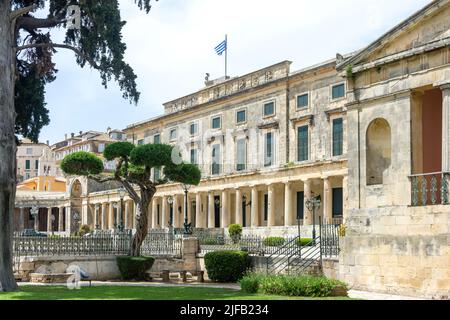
[236,138,246,171]
[297,125,309,161]
[212,117,221,129]
[170,128,177,141]
[25,160,30,170]
[153,134,161,144]
[332,188,343,217]
[297,93,309,109]
[190,123,198,136]
[332,118,343,156]
[236,110,246,124]
[263,102,275,117]
[35,160,39,170]
[190,149,198,165]
[264,194,268,221]
[332,83,345,100]
[154,168,161,182]
[296,192,304,220]
[211,144,221,175]
[264,132,274,167]
[137,139,144,145]
[98,143,105,153]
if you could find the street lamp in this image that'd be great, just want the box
[118,187,126,232]
[167,196,174,228]
[182,184,193,235]
[95,204,101,230]
[30,206,39,231]
[51,214,56,236]
[305,194,321,241]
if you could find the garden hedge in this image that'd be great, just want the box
[116,256,155,281]
[204,251,251,283]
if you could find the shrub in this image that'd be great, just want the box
[116,256,155,281]
[204,251,251,283]
[73,224,91,237]
[228,224,243,244]
[263,237,285,247]
[239,274,348,297]
[297,238,313,246]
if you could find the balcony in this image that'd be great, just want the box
[409,172,449,206]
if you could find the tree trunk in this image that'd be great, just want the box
[130,198,151,257]
[0,3,19,292]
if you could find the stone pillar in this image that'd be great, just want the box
[94,204,100,230]
[235,188,243,226]
[132,202,137,229]
[81,202,89,226]
[47,207,53,232]
[19,207,25,231]
[101,202,108,230]
[323,177,333,224]
[251,186,259,227]
[195,193,203,228]
[303,179,312,225]
[152,197,159,229]
[65,206,71,233]
[58,207,64,232]
[34,208,40,231]
[124,200,130,229]
[221,189,230,228]
[161,196,168,229]
[208,192,215,228]
[284,182,294,226]
[343,175,348,223]
[108,202,115,229]
[267,184,276,227]
[173,195,180,228]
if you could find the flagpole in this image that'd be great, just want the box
[225,34,228,79]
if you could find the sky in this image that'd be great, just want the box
[38,0,431,144]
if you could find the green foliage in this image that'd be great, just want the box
[130,144,174,168]
[164,162,202,186]
[204,251,251,283]
[228,224,243,244]
[60,152,104,176]
[297,238,313,246]
[338,224,346,237]
[239,274,348,297]
[346,64,354,79]
[72,224,91,237]
[103,142,135,161]
[263,237,285,247]
[116,256,155,281]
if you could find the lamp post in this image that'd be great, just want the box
[51,214,56,236]
[30,206,39,231]
[182,184,193,235]
[118,187,126,232]
[305,194,321,241]
[167,196,174,228]
[95,203,101,230]
[73,211,80,232]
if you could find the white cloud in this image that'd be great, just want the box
[40,0,431,143]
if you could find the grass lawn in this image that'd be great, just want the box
[0,285,353,300]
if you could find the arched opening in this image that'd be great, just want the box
[366,118,391,186]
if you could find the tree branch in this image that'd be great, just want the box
[17,16,66,31]
[15,43,101,69]
[10,5,37,21]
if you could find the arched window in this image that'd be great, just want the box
[366,118,391,185]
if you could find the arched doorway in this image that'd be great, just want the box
[366,118,392,186]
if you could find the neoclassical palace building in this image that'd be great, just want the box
[13,0,450,297]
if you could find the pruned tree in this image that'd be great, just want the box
[0,0,158,292]
[60,142,201,256]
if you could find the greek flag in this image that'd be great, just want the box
[214,39,227,56]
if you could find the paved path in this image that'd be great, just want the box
[19,282,427,300]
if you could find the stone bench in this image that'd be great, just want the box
[160,270,204,283]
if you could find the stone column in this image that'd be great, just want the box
[161,196,168,229]
[235,188,243,226]
[208,192,215,228]
[65,206,71,233]
[221,189,230,228]
[442,84,450,172]
[303,179,312,225]
[101,202,108,230]
[124,200,130,229]
[58,207,64,232]
[173,195,180,228]
[323,177,333,224]
[34,208,40,231]
[251,186,259,227]
[93,204,99,230]
[195,193,203,228]
[108,202,115,229]
[152,197,159,229]
[19,207,25,231]
[342,175,348,224]
[81,202,89,226]
[284,181,294,226]
[47,207,53,232]
[267,184,276,227]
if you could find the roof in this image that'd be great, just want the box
[337,0,449,70]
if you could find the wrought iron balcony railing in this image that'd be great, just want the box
[409,172,449,206]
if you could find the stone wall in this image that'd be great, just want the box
[339,205,450,299]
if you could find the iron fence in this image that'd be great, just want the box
[141,232,182,257]
[410,172,449,206]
